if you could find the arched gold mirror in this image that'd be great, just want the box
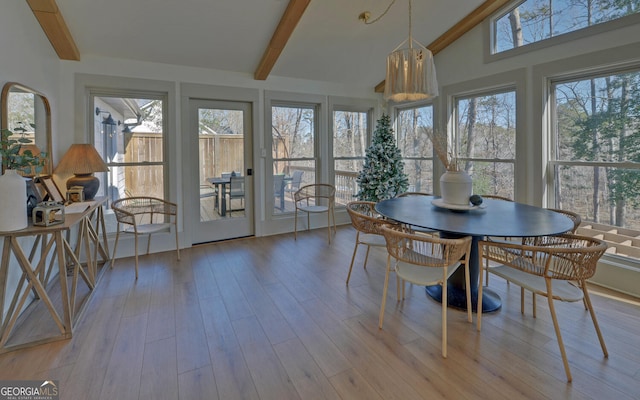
[1,82,53,175]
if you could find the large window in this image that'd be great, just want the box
[552,69,640,241]
[396,105,435,193]
[333,109,369,206]
[493,0,640,54]
[93,94,167,204]
[454,90,516,199]
[272,104,317,214]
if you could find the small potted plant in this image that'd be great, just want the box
[0,128,49,231]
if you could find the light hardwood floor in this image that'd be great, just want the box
[1,225,639,399]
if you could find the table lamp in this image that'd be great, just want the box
[55,144,109,200]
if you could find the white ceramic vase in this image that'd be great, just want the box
[0,169,28,231]
[440,170,473,206]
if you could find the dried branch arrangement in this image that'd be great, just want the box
[426,130,459,171]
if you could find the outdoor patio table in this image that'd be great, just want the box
[207,176,231,216]
[375,195,574,312]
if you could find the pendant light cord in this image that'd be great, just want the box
[408,0,413,49]
[360,0,397,25]
[359,0,415,48]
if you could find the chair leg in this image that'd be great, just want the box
[363,245,371,269]
[485,257,490,286]
[327,210,331,243]
[581,281,608,357]
[346,238,360,285]
[294,210,298,240]
[532,292,537,318]
[378,254,392,329]
[464,263,472,323]
[477,246,485,330]
[111,228,121,269]
[520,287,525,314]
[545,279,572,382]
[134,234,139,280]
[174,224,181,261]
[441,272,448,358]
[146,233,152,255]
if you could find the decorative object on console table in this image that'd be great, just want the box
[32,201,65,226]
[0,169,28,231]
[26,178,43,218]
[39,176,65,203]
[0,128,49,231]
[54,144,109,200]
[66,186,85,203]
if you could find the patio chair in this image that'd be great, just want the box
[274,173,285,211]
[379,224,473,358]
[227,175,245,212]
[284,170,304,201]
[294,183,336,243]
[477,233,608,381]
[111,196,180,279]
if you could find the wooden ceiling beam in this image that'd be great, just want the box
[26,0,80,61]
[254,0,311,80]
[375,0,512,92]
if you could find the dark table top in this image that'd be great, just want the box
[375,196,574,237]
[207,177,230,185]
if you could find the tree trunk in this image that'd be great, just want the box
[508,8,523,47]
[590,78,600,223]
[464,98,477,173]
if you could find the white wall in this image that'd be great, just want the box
[0,1,61,151]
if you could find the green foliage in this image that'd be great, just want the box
[355,114,409,201]
[0,128,48,175]
[570,74,640,209]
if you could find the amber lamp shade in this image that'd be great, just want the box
[55,144,109,200]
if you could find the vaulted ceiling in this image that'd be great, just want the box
[28,0,511,91]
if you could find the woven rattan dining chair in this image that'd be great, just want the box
[111,197,180,279]
[345,201,397,285]
[379,224,473,358]
[519,208,585,314]
[294,183,336,243]
[480,195,514,285]
[477,233,608,382]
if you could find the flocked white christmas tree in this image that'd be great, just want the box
[356,114,409,201]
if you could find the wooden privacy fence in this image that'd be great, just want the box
[123,133,244,196]
[126,133,359,204]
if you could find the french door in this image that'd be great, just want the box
[189,99,253,243]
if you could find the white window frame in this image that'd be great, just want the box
[329,96,375,207]
[486,1,640,62]
[394,103,436,193]
[441,69,526,200]
[74,74,177,234]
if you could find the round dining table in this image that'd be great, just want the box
[375,195,574,312]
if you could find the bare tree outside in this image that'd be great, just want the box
[494,0,639,53]
[456,91,516,199]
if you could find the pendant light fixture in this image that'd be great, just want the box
[360,0,438,102]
